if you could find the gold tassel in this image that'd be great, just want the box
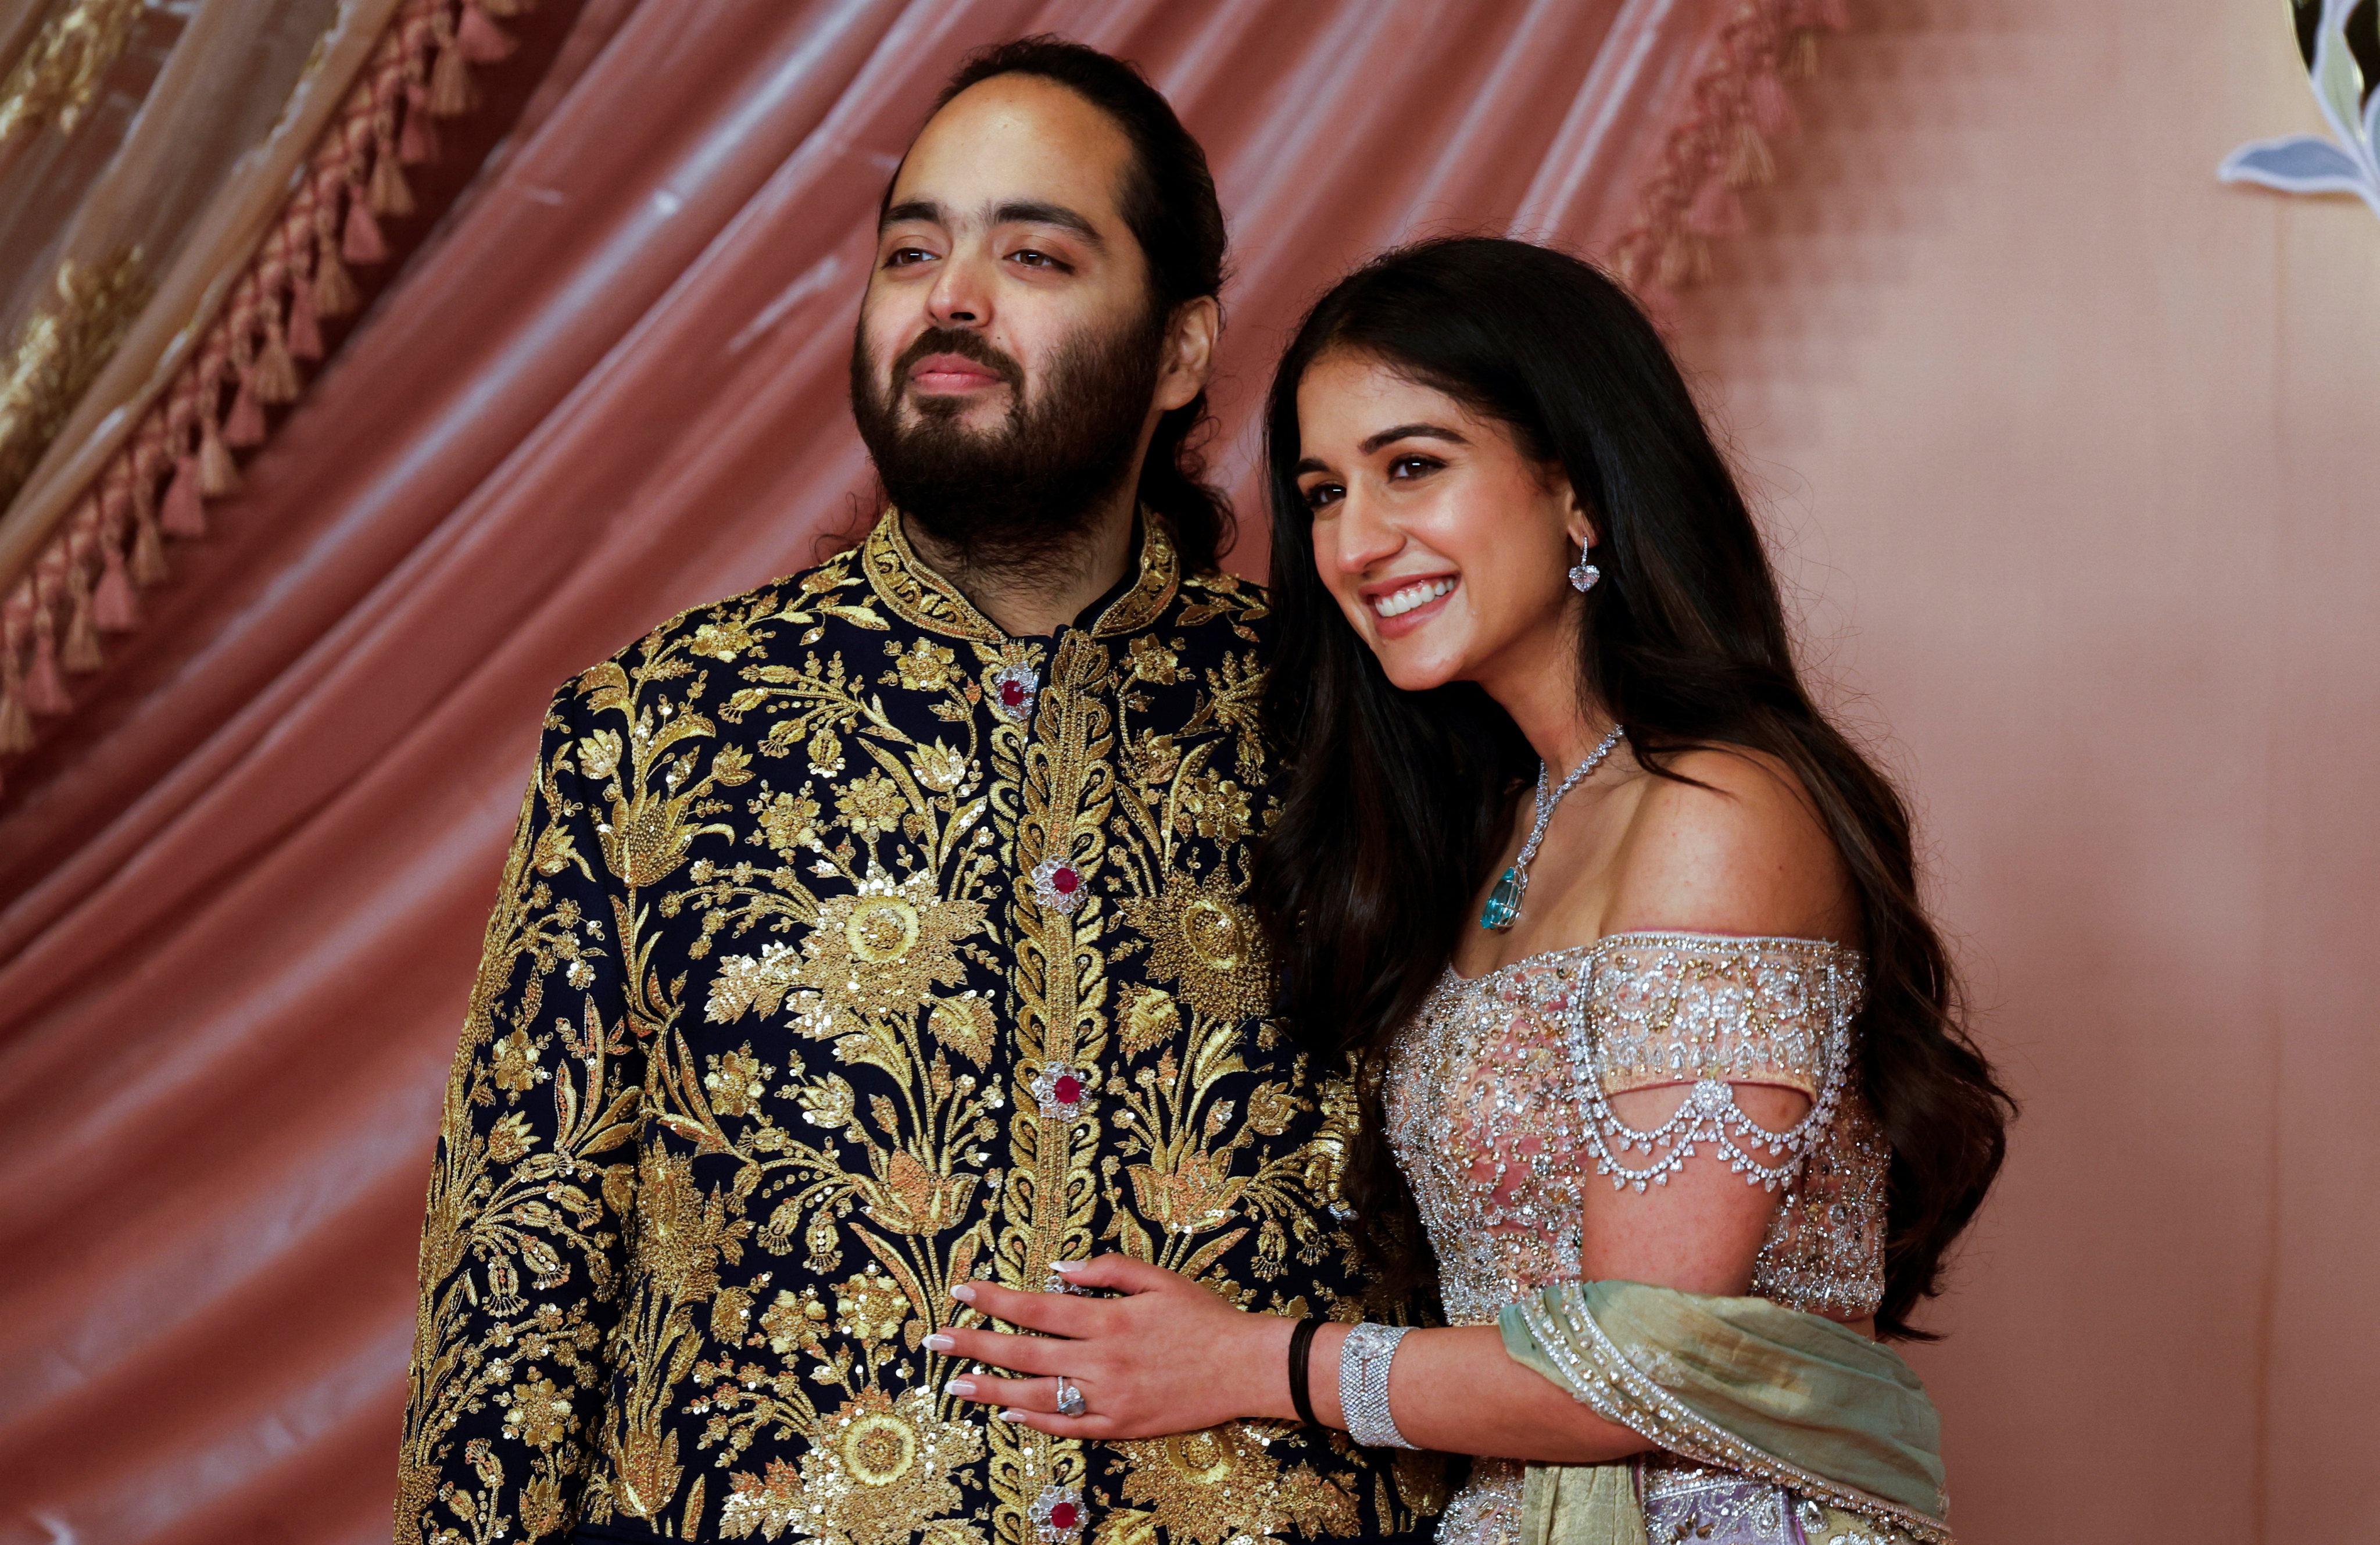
[428,14,478,116]
[369,141,416,216]
[0,621,33,752]
[313,234,358,317]
[0,677,31,754]
[1656,234,1709,291]
[198,409,241,497]
[1726,120,1774,187]
[428,48,476,117]
[25,599,71,715]
[253,302,302,400]
[130,482,169,584]
[62,559,102,674]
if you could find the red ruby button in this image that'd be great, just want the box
[1000,680,1026,706]
[1049,866,1079,895]
[1048,1503,1080,1530]
[1053,1074,1083,1105]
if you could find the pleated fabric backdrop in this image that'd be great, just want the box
[0,2,1841,1540]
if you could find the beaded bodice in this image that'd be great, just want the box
[1384,932,1887,1329]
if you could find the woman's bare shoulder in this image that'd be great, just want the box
[1600,745,1858,942]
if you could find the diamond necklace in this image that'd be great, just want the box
[1479,724,1626,932]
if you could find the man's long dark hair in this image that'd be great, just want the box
[919,35,1234,571]
[1251,238,2013,1339]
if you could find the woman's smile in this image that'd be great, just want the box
[1366,574,1459,632]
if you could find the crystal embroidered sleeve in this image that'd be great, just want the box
[396,682,647,1545]
[1565,936,1863,1194]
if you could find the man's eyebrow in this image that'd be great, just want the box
[992,199,1105,251]
[1359,423,1469,456]
[881,198,944,230]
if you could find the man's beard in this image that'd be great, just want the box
[850,302,1167,582]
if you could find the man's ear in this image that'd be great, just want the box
[1153,295,1220,414]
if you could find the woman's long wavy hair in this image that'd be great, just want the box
[1251,238,2012,1339]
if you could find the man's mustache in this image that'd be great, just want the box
[891,326,1024,392]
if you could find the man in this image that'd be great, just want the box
[396,37,1444,1545]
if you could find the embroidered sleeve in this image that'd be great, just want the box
[396,683,645,1544]
[1567,935,1864,1193]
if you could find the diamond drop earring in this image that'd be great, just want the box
[1567,544,1601,593]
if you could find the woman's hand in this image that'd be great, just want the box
[931,1254,1296,1439]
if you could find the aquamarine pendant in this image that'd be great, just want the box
[1480,867,1524,931]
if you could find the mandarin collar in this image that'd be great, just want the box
[861,506,1180,642]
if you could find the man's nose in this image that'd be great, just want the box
[928,251,992,329]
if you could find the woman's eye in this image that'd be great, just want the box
[1387,454,1441,480]
[1300,481,1344,512]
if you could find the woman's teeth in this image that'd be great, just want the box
[1373,578,1455,618]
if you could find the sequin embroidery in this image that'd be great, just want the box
[1383,932,1890,1544]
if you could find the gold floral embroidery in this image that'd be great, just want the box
[690,618,764,660]
[1125,871,1270,1022]
[911,739,968,792]
[400,511,1427,1545]
[1124,633,1181,684]
[718,1389,986,1545]
[753,789,822,854]
[1173,769,1251,842]
[838,769,904,834]
[887,636,960,692]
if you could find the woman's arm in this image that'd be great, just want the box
[937,746,1855,1454]
[931,1079,1803,1459]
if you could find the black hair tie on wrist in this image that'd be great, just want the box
[1287,1317,1322,1428]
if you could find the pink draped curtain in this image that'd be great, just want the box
[0,2,1838,1539]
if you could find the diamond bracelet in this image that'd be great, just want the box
[1338,1322,1416,1449]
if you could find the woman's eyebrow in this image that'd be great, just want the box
[1358,423,1468,455]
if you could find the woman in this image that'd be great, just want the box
[934,238,2012,1545]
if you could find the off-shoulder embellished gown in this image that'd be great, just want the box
[1384,934,1888,1545]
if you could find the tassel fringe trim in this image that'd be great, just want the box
[0,0,524,791]
[1608,0,1849,319]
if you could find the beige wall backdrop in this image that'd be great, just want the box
[1669,2,2379,1537]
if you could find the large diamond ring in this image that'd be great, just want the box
[1054,1375,1086,1418]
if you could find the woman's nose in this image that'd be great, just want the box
[1329,488,1403,574]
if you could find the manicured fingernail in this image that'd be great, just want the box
[924,1333,955,1351]
[998,1408,1025,1422]
[951,1284,978,1303]
[947,1378,976,1396]
[1051,1259,1083,1274]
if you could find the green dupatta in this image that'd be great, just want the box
[1497,1281,1955,1545]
